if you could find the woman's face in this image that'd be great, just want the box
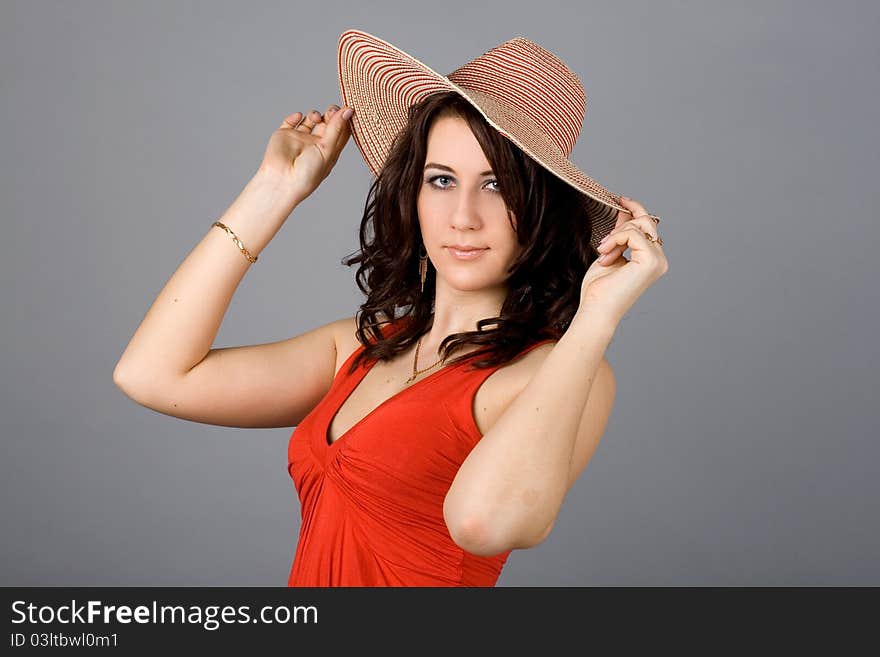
[417,114,522,292]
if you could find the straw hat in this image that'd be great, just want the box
[337,28,655,249]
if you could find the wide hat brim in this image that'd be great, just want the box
[337,28,631,249]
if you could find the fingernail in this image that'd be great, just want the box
[342,108,354,119]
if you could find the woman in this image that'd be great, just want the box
[113,30,667,586]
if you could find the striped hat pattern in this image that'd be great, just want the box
[337,28,638,249]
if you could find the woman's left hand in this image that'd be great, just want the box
[576,196,669,326]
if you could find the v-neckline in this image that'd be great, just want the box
[323,347,468,449]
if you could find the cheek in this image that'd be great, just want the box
[500,225,522,257]
[417,193,444,225]
[416,197,434,235]
[503,244,524,268]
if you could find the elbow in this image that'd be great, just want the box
[447,513,553,556]
[113,361,132,392]
[112,361,128,387]
[112,360,144,395]
[112,360,156,405]
[447,512,507,557]
[445,505,554,557]
[444,495,507,557]
[443,494,558,556]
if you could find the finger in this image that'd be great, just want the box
[303,110,323,130]
[296,110,320,132]
[280,112,303,129]
[620,215,660,241]
[311,104,341,138]
[599,220,661,263]
[619,196,660,224]
[599,222,655,246]
[595,227,630,264]
[595,224,654,264]
[610,205,630,232]
[599,215,659,249]
[593,252,627,268]
[320,104,354,147]
[598,218,652,252]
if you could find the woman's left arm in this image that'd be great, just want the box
[444,197,668,556]
[443,313,616,556]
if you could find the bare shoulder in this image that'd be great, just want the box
[472,340,613,436]
[330,315,361,377]
[331,312,403,374]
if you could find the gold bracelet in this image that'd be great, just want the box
[211,221,258,263]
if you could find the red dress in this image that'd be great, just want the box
[286,318,557,586]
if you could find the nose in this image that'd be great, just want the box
[449,189,483,231]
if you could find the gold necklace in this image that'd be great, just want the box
[405,335,447,384]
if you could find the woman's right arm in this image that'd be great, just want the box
[113,104,356,428]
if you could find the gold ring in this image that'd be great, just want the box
[643,232,664,246]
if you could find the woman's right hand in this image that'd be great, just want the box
[257,103,354,204]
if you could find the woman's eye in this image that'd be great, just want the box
[428,175,453,189]
[426,175,500,192]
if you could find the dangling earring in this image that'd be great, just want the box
[418,245,428,293]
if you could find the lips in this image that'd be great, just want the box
[445,246,488,260]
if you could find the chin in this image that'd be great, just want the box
[436,271,503,292]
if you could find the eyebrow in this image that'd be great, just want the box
[424,162,495,176]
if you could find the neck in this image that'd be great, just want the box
[425,281,508,344]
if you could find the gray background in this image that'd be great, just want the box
[2,0,877,586]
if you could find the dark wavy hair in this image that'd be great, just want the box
[341,90,605,375]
